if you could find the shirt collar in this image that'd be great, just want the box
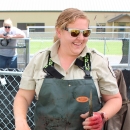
[50,40,91,63]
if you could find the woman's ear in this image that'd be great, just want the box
[56,28,61,38]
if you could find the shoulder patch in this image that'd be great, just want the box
[91,48,116,78]
[33,48,50,56]
[108,61,116,78]
[39,48,50,53]
[32,48,50,58]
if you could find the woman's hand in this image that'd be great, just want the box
[80,112,104,130]
[6,34,13,39]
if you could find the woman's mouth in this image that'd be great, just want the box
[72,42,82,46]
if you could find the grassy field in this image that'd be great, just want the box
[30,40,122,55]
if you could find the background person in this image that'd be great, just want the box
[0,18,26,68]
[13,8,122,130]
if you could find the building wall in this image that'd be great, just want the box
[0,11,130,26]
[0,12,59,27]
[116,16,130,23]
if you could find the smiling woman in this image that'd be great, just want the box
[14,8,122,130]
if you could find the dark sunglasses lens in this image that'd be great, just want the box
[83,30,91,37]
[5,26,10,29]
[71,30,80,37]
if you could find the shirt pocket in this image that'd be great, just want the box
[33,69,47,80]
[33,69,47,98]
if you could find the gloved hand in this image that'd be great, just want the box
[80,112,105,130]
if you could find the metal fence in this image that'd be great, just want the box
[26,26,130,67]
[26,26,130,39]
[0,69,36,130]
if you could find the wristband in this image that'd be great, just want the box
[98,111,109,122]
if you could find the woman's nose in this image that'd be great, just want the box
[77,32,84,40]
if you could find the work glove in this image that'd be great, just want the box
[81,112,105,130]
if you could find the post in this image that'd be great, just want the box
[128,39,130,67]
[120,39,129,64]
[104,37,106,55]
[25,38,30,66]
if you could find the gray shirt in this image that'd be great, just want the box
[0,27,26,57]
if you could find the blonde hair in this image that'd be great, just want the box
[3,18,13,27]
[54,8,90,42]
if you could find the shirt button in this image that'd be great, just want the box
[68,84,71,87]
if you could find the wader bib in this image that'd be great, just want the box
[34,53,102,130]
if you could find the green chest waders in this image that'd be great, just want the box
[34,53,102,130]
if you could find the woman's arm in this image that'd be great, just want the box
[13,89,35,130]
[99,92,122,120]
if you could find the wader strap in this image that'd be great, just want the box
[122,100,130,105]
[43,52,64,79]
[43,52,91,79]
[75,53,91,79]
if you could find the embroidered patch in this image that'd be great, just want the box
[76,96,89,103]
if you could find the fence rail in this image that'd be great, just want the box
[26,26,130,39]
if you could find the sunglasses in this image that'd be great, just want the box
[64,27,91,37]
[4,26,11,29]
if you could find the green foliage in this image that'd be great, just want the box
[30,40,122,55]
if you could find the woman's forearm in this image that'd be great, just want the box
[99,92,122,120]
[13,94,29,120]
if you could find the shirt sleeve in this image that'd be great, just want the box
[19,55,37,90]
[19,50,49,91]
[13,27,26,37]
[17,28,26,37]
[97,57,119,95]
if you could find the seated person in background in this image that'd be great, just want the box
[0,18,26,68]
[13,8,122,130]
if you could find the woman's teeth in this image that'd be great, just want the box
[73,42,82,45]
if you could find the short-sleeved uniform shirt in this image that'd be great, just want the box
[0,27,26,57]
[19,40,119,99]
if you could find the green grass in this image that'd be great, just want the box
[87,40,122,55]
[30,40,122,55]
[30,40,53,54]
